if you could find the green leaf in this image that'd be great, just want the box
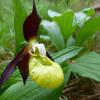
[70,52,100,82]
[63,66,71,84]
[0,69,21,94]
[75,16,100,46]
[41,20,65,50]
[52,46,83,63]
[66,36,75,47]
[48,10,61,18]
[0,81,64,100]
[53,10,74,41]
[13,0,27,53]
[74,12,90,28]
[73,8,95,28]
[66,0,70,6]
[82,8,95,16]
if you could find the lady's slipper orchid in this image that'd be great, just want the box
[29,43,64,88]
[0,0,64,88]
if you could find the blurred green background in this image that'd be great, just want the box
[0,0,100,64]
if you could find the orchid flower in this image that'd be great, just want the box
[0,0,64,88]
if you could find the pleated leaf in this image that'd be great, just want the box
[75,16,100,46]
[41,20,65,50]
[52,46,83,63]
[70,52,100,82]
[73,8,95,28]
[48,10,61,18]
[53,11,74,41]
[0,81,64,100]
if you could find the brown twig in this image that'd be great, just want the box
[63,86,76,93]
[81,92,100,100]
[64,79,80,88]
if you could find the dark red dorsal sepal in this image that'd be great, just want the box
[23,0,41,41]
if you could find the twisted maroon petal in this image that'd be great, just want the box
[0,47,27,86]
[18,53,30,84]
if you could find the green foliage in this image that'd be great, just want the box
[48,10,61,18]
[41,8,98,49]
[52,46,83,63]
[41,7,100,94]
[0,0,14,52]
[0,70,21,94]
[48,10,74,41]
[75,16,100,45]
[70,52,100,81]
[41,20,65,50]
[74,12,90,28]
[0,81,63,100]
[13,0,27,53]
[0,23,14,52]
[0,0,100,100]
[53,11,74,41]
[82,8,95,16]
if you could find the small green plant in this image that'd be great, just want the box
[0,0,100,100]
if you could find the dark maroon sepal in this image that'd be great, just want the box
[0,47,27,86]
[18,53,30,84]
[23,0,41,41]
